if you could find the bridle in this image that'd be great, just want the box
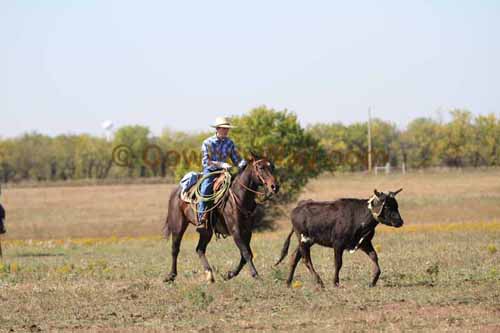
[237,159,271,197]
[228,159,274,218]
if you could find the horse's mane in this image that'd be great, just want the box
[232,161,250,186]
[238,160,250,174]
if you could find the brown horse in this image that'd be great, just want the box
[163,154,279,283]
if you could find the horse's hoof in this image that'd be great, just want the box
[224,271,235,281]
[163,274,176,283]
[205,270,215,283]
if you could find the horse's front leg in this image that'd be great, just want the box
[232,230,258,279]
[225,232,251,280]
[196,227,215,283]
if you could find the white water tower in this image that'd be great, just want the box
[101,120,114,141]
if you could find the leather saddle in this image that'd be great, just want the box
[180,172,229,204]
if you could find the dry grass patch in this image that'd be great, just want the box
[1,168,500,330]
[0,229,499,331]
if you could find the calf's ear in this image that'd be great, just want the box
[393,188,403,196]
[374,189,381,197]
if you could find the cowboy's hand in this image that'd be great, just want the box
[221,162,232,170]
[238,160,247,169]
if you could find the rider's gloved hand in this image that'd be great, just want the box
[221,162,232,170]
[238,159,247,169]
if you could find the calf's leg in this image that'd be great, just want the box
[360,241,381,287]
[286,246,302,287]
[333,247,344,287]
[300,243,324,288]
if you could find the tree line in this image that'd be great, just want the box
[1,107,500,187]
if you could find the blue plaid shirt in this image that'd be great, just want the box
[201,135,246,172]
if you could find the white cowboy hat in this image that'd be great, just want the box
[211,116,236,128]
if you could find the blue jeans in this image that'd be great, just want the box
[198,171,216,221]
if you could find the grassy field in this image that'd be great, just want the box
[1,169,499,331]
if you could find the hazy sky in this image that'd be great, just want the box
[1,1,499,138]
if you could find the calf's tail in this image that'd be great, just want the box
[274,228,294,266]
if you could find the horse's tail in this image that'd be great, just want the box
[163,213,172,241]
[274,228,295,266]
[163,187,180,241]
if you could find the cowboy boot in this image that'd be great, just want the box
[197,212,210,229]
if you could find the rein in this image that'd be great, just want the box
[237,180,266,196]
[237,159,268,197]
[229,189,255,218]
[230,159,271,217]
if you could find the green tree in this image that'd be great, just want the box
[52,135,78,180]
[343,123,369,171]
[231,106,331,203]
[0,138,16,182]
[10,133,54,181]
[230,106,331,228]
[402,117,444,168]
[112,125,151,177]
[472,114,500,166]
[306,123,348,171]
[370,119,400,167]
[74,135,113,179]
[442,110,475,167]
[158,128,209,181]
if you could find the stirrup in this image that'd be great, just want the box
[196,213,209,229]
[196,219,208,229]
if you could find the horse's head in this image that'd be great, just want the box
[247,151,279,195]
